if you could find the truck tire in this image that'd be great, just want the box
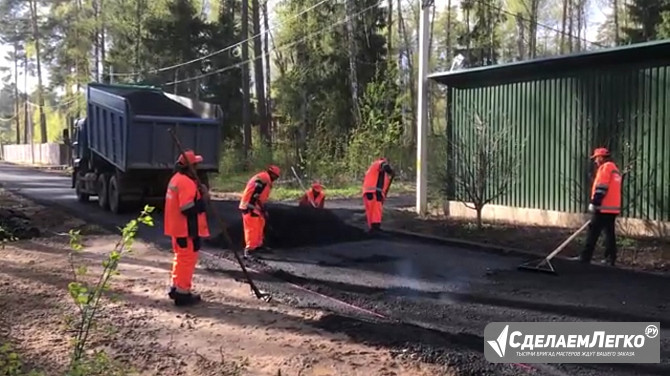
[98,174,110,210]
[75,179,90,203]
[108,175,124,214]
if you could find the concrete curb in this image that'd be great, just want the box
[381,227,670,277]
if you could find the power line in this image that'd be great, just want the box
[111,0,331,78]
[161,0,387,87]
[475,0,605,48]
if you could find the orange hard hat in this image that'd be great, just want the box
[590,147,610,159]
[267,165,281,177]
[311,182,324,191]
[177,150,203,165]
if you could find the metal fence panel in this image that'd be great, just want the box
[446,64,670,222]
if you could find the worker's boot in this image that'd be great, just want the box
[368,223,382,235]
[256,244,272,252]
[173,291,202,307]
[168,286,177,300]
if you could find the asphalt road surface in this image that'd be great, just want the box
[1,162,668,376]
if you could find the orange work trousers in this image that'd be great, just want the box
[171,237,199,292]
[363,195,383,229]
[242,211,266,249]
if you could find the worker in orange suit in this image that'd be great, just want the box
[164,149,210,306]
[298,182,326,208]
[575,147,622,266]
[239,165,280,258]
[362,157,394,233]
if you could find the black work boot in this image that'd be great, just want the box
[368,223,382,235]
[173,291,202,306]
[168,287,177,300]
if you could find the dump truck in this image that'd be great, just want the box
[66,83,222,214]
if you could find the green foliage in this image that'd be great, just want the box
[0,225,18,248]
[0,343,44,376]
[622,0,669,43]
[66,205,154,374]
[346,62,405,178]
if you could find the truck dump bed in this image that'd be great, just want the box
[85,83,221,172]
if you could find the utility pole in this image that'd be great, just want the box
[416,0,432,215]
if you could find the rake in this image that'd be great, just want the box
[517,220,591,275]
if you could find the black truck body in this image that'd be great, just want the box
[70,83,222,214]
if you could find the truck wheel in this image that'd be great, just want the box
[98,174,110,210]
[108,175,123,214]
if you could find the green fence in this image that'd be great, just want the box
[444,64,670,222]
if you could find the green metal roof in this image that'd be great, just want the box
[429,39,670,88]
[88,82,162,93]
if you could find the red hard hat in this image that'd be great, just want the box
[177,150,203,165]
[311,182,324,191]
[590,147,610,159]
[267,165,281,177]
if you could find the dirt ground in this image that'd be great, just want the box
[0,189,447,376]
[382,208,670,273]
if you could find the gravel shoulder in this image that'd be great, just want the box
[0,188,446,376]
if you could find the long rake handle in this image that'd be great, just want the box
[291,166,316,208]
[168,128,268,300]
[543,219,592,262]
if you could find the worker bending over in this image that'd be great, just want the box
[164,150,210,306]
[239,165,281,258]
[576,147,622,266]
[299,182,325,208]
[362,157,394,233]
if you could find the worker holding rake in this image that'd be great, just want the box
[164,150,210,306]
[239,165,281,258]
[362,157,394,233]
[299,181,326,208]
[574,147,622,266]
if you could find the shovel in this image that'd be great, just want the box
[517,220,591,275]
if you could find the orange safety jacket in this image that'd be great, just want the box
[164,172,210,238]
[299,189,325,208]
[362,158,393,201]
[239,171,272,214]
[591,161,622,214]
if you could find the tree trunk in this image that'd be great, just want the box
[135,0,144,75]
[23,54,28,144]
[262,0,272,141]
[397,0,416,144]
[560,0,568,53]
[613,0,619,45]
[241,0,252,161]
[476,206,483,230]
[567,0,574,52]
[94,0,100,81]
[529,0,539,58]
[252,0,269,146]
[344,0,360,124]
[101,0,106,80]
[387,0,392,51]
[576,0,583,51]
[516,13,526,60]
[446,0,452,61]
[13,43,20,145]
[29,0,47,143]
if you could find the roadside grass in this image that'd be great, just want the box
[210,173,415,201]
